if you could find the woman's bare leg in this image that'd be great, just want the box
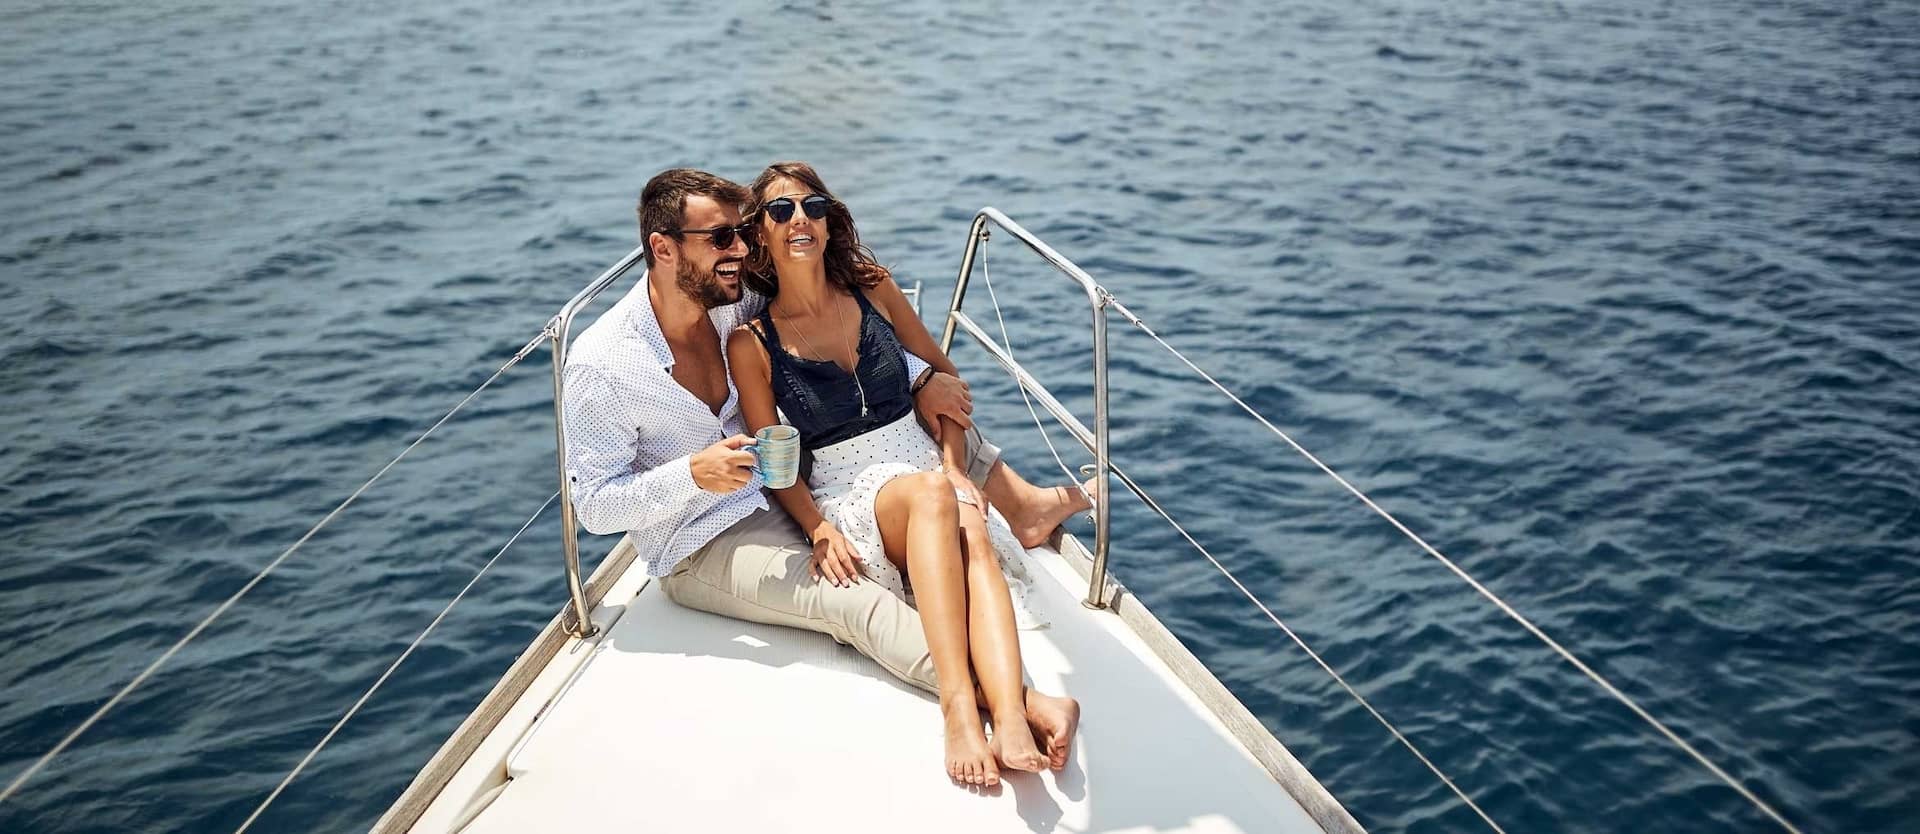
[954,503,1049,773]
[876,471,998,787]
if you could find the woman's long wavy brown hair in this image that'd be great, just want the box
[743,161,889,298]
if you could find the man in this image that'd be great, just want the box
[562,168,1082,779]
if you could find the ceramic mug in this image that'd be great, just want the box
[750,424,801,489]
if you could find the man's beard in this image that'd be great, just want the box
[676,257,742,309]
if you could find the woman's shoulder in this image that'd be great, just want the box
[857,269,907,318]
[726,324,776,386]
[727,321,770,355]
[853,261,895,291]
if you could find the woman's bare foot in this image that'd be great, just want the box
[944,700,1000,787]
[1009,478,1100,549]
[990,709,1051,773]
[1025,690,1081,771]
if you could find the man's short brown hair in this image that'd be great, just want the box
[637,169,749,267]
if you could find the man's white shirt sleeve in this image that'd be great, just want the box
[563,363,718,537]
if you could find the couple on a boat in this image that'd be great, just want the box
[563,163,1089,788]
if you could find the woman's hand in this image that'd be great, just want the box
[809,520,866,587]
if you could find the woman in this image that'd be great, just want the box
[726,162,1072,788]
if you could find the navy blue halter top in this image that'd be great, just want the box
[751,288,915,454]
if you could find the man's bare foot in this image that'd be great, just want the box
[990,709,1050,773]
[945,700,1000,787]
[1008,478,1100,549]
[1024,690,1081,771]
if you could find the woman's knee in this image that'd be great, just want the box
[907,472,957,516]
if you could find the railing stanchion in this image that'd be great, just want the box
[548,244,650,638]
[1086,297,1113,609]
[549,316,597,638]
[941,208,1117,607]
[940,215,991,354]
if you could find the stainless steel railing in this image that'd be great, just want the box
[546,244,649,638]
[937,207,1121,608]
[541,210,1801,834]
[937,208,1810,834]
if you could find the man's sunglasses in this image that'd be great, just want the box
[762,194,832,224]
[666,222,753,250]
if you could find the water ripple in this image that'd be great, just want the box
[3,1,1918,833]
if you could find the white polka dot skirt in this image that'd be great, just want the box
[811,412,1047,629]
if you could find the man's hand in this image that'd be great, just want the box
[690,435,757,492]
[913,372,973,442]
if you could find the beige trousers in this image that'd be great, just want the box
[658,428,1002,695]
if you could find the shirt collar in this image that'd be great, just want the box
[625,286,677,370]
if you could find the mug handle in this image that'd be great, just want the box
[744,443,764,487]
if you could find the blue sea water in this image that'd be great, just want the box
[2,1,1916,832]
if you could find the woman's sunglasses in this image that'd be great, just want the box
[668,222,753,250]
[762,194,832,224]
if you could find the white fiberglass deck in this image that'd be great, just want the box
[408,541,1329,834]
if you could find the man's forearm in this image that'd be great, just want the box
[573,455,714,536]
[564,365,718,536]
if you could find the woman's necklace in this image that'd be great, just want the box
[779,294,868,417]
